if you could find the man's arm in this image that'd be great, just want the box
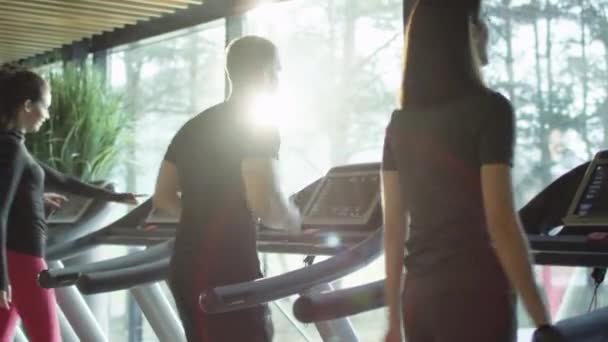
[153,160,181,216]
[241,158,300,231]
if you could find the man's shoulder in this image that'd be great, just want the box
[176,102,232,136]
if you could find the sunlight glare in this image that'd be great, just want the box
[249,89,295,130]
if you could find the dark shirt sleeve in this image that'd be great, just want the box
[382,111,399,171]
[0,141,25,291]
[243,126,280,160]
[39,162,119,201]
[479,93,515,166]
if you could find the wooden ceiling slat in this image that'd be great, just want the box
[0,49,25,55]
[0,32,69,45]
[83,0,177,13]
[0,42,41,50]
[30,0,165,18]
[167,0,203,4]
[0,37,74,50]
[0,52,41,59]
[0,54,41,62]
[117,0,190,10]
[0,57,29,63]
[0,46,45,55]
[0,50,52,57]
[160,0,202,4]
[0,47,25,55]
[0,5,139,26]
[0,50,45,59]
[0,0,205,63]
[0,56,27,62]
[0,1,154,23]
[0,53,41,60]
[0,50,51,59]
[0,26,84,40]
[0,13,122,31]
[0,22,94,35]
[0,39,58,50]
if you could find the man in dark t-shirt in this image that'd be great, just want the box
[153,36,300,341]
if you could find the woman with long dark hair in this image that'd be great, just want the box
[0,64,137,341]
[383,1,550,341]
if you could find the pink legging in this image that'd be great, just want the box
[0,250,61,342]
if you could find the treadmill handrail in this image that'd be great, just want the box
[77,257,170,295]
[297,279,608,341]
[534,306,608,341]
[39,240,174,288]
[528,235,608,252]
[292,234,608,323]
[45,183,116,253]
[42,228,368,290]
[199,227,383,314]
[293,278,385,323]
[45,198,155,260]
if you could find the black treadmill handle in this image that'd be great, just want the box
[532,325,567,342]
[42,239,173,288]
[199,228,383,314]
[77,257,170,294]
[38,270,81,289]
[533,306,608,342]
[293,278,385,323]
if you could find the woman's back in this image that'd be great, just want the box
[384,89,515,281]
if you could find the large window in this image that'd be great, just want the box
[110,19,226,194]
[485,0,607,205]
[246,1,403,340]
[246,0,403,195]
[484,0,608,327]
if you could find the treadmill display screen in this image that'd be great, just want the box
[575,164,608,217]
[48,194,93,224]
[304,172,380,226]
[146,208,179,223]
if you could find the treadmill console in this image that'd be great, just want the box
[563,151,608,233]
[145,207,179,224]
[302,163,381,231]
[47,194,94,224]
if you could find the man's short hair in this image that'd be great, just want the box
[226,36,278,85]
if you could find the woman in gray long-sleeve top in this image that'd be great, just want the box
[0,65,136,342]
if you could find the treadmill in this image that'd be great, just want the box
[293,151,608,341]
[44,182,116,342]
[40,163,382,340]
[189,163,383,342]
[40,164,376,293]
[44,198,156,261]
[199,163,382,312]
[40,163,385,341]
[46,181,115,256]
[42,196,186,342]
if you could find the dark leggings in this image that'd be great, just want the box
[0,250,61,342]
[169,274,273,342]
[402,276,516,342]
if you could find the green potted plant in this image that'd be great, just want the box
[27,62,131,182]
[26,61,133,244]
